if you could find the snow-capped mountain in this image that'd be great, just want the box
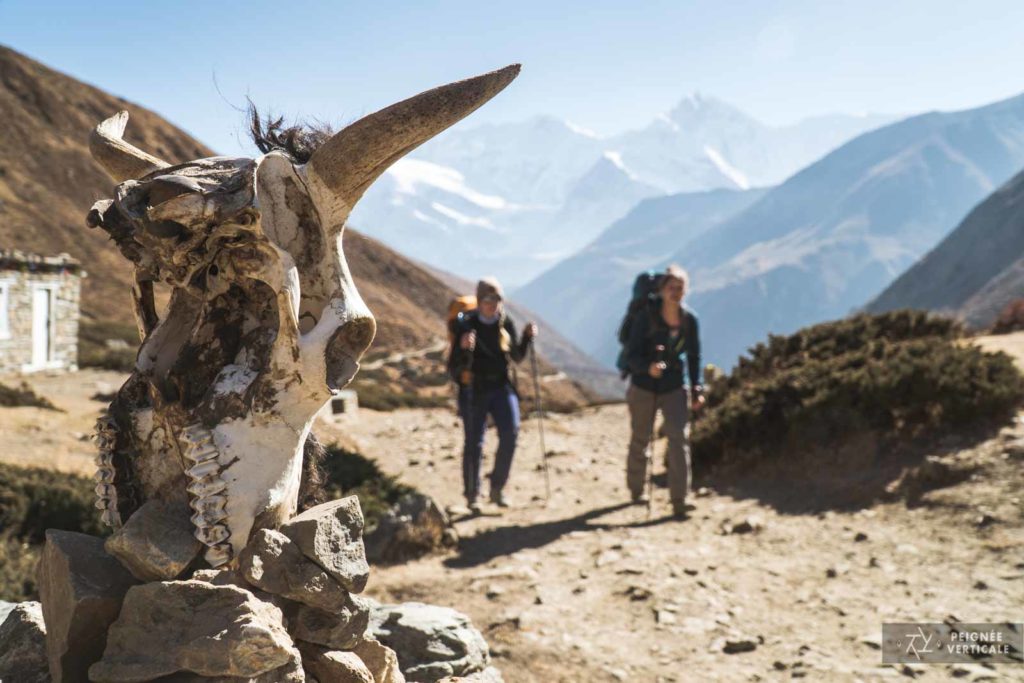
[350,98,893,286]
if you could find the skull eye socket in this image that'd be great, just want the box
[146,219,187,239]
[145,176,202,207]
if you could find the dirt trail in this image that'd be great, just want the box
[322,401,1024,682]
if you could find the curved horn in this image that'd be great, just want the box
[90,111,170,182]
[307,64,520,208]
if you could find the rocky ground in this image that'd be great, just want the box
[2,334,1024,681]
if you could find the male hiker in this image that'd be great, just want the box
[448,277,537,512]
[622,265,703,518]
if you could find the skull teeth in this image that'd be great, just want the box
[203,544,232,568]
[181,423,233,567]
[187,477,227,497]
[187,460,221,480]
[93,410,122,529]
[186,447,219,464]
[195,524,230,546]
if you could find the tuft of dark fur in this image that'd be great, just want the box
[298,431,328,511]
[248,103,334,164]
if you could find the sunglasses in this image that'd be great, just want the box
[481,294,501,303]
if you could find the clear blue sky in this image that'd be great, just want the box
[3,0,1024,154]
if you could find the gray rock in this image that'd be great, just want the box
[156,656,305,682]
[351,637,406,683]
[241,528,352,611]
[38,529,139,683]
[282,497,369,593]
[365,493,458,564]
[0,601,49,683]
[89,580,298,682]
[369,601,491,682]
[104,499,202,581]
[722,638,758,654]
[300,643,374,683]
[0,600,15,625]
[439,668,505,683]
[290,594,371,650]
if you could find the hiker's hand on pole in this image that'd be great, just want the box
[460,331,476,350]
[691,387,706,413]
[649,361,666,378]
[524,322,538,342]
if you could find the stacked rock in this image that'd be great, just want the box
[31,495,406,682]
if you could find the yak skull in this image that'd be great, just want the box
[88,65,520,566]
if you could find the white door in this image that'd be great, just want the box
[31,288,52,367]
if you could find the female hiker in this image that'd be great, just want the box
[624,264,704,518]
[450,277,537,512]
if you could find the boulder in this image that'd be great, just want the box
[0,601,49,683]
[351,637,405,683]
[0,600,15,625]
[300,643,374,683]
[290,594,371,650]
[365,493,458,564]
[369,601,491,682]
[104,499,202,581]
[89,580,298,682]
[38,529,139,682]
[281,497,369,593]
[240,528,352,611]
[154,656,305,682]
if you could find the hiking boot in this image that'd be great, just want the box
[467,497,482,515]
[631,492,649,505]
[489,489,510,508]
[672,501,696,519]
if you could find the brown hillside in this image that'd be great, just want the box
[0,44,213,325]
[0,46,593,408]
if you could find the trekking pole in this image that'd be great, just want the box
[528,340,552,503]
[646,345,665,519]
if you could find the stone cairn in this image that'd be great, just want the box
[14,494,497,683]
[42,496,397,682]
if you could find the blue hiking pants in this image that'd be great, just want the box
[459,383,520,501]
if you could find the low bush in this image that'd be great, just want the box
[350,378,450,411]
[0,464,104,601]
[693,312,1024,469]
[0,382,60,410]
[319,444,415,529]
[0,464,104,543]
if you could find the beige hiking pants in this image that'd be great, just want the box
[626,385,691,506]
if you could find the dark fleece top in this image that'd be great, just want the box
[626,302,702,393]
[450,311,530,391]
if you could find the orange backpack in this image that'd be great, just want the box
[446,295,477,385]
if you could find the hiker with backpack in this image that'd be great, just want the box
[448,277,537,513]
[621,264,703,519]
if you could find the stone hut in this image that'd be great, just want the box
[0,250,83,374]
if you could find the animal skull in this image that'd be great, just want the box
[88,65,520,566]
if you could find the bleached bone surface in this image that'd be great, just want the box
[85,66,520,566]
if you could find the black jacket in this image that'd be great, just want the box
[449,311,529,391]
[625,302,701,394]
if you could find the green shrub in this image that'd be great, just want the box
[694,312,1024,469]
[320,444,415,529]
[0,464,105,601]
[0,538,40,602]
[0,464,104,543]
[350,378,450,412]
[721,310,964,392]
[0,382,60,410]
